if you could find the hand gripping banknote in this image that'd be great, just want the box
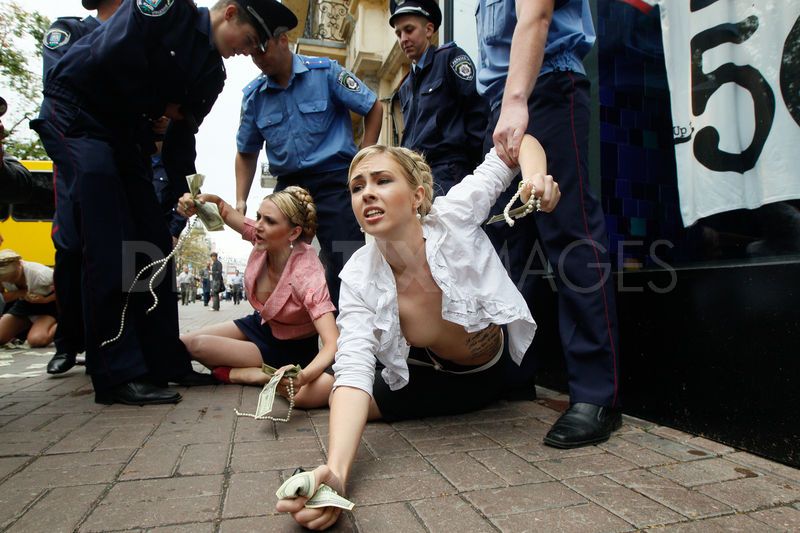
[275,469,355,511]
[186,173,224,231]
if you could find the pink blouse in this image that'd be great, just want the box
[241,218,336,339]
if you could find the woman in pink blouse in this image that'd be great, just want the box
[181,187,338,408]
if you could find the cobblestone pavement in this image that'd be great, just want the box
[0,301,798,532]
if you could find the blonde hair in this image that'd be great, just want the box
[266,186,318,243]
[0,249,21,279]
[348,145,434,216]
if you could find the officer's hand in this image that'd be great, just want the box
[493,101,529,167]
[236,200,247,216]
[177,193,196,218]
[521,173,560,213]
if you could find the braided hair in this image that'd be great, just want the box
[266,186,318,243]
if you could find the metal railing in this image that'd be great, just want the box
[303,0,350,42]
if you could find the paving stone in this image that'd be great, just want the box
[234,417,278,443]
[509,399,563,419]
[33,395,105,415]
[348,472,456,506]
[727,451,800,483]
[45,426,111,454]
[425,403,528,425]
[650,426,694,443]
[748,506,800,530]
[427,452,506,491]
[651,458,757,487]
[653,513,774,532]
[470,448,552,485]
[509,438,605,463]
[412,495,496,533]
[0,399,50,415]
[399,424,483,443]
[471,419,550,447]
[80,475,223,531]
[0,413,59,432]
[697,475,800,511]
[223,471,282,518]
[0,430,61,456]
[317,433,375,464]
[684,437,735,455]
[6,483,106,533]
[354,502,425,533]
[95,424,156,450]
[10,449,133,489]
[621,414,657,431]
[621,432,713,462]
[120,443,181,480]
[565,475,684,528]
[535,452,637,480]
[410,435,499,456]
[88,410,167,428]
[492,501,633,533]
[390,419,430,431]
[273,413,318,440]
[361,429,417,459]
[148,420,232,445]
[0,487,43,529]
[147,523,215,533]
[220,513,357,532]
[231,439,324,472]
[350,455,433,480]
[177,442,230,476]
[464,481,586,517]
[608,469,733,519]
[599,438,675,468]
[0,456,28,481]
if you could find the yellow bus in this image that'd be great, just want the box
[0,159,56,266]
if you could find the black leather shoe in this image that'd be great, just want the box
[47,353,77,375]
[171,370,221,387]
[543,402,622,449]
[95,380,182,406]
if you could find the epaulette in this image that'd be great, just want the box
[303,57,332,69]
[435,42,456,53]
[242,74,266,97]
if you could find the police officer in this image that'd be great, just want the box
[477,0,621,448]
[40,0,123,376]
[32,0,275,405]
[390,0,487,194]
[235,5,382,305]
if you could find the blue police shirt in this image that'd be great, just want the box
[236,53,377,176]
[476,0,596,108]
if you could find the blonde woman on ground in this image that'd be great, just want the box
[181,186,338,408]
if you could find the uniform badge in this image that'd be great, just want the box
[338,71,360,92]
[43,29,70,50]
[137,0,174,17]
[450,55,475,81]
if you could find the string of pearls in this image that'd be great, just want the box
[100,216,198,347]
[234,377,296,423]
[502,179,542,227]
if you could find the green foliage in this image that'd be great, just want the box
[176,224,213,275]
[0,1,50,158]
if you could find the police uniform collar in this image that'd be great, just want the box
[412,45,433,72]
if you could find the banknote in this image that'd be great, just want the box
[185,173,224,231]
[254,369,285,418]
[262,363,302,378]
[276,470,354,511]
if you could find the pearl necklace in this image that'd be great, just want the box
[502,180,542,227]
[100,216,198,347]
[234,377,296,423]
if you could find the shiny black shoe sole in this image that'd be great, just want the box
[94,392,182,406]
[543,417,622,449]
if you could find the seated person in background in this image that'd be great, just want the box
[0,250,58,348]
[277,135,560,529]
[180,186,338,409]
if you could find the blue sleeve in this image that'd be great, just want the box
[236,81,265,153]
[42,18,82,84]
[327,61,377,116]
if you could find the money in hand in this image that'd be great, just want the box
[254,369,285,418]
[275,470,354,511]
[262,363,302,378]
[185,173,224,231]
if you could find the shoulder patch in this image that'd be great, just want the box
[43,28,70,50]
[304,57,331,69]
[137,0,174,17]
[450,54,475,81]
[337,70,361,92]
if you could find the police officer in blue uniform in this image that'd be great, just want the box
[390,0,487,194]
[235,9,382,305]
[32,0,276,406]
[477,0,622,448]
[40,0,123,376]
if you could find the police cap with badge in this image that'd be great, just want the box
[236,0,298,53]
[389,0,442,31]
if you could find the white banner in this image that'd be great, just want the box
[628,0,800,226]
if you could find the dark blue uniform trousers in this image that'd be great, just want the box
[33,98,191,391]
[429,159,473,198]
[276,168,365,306]
[484,72,620,408]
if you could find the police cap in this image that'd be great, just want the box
[389,0,442,32]
[237,0,298,52]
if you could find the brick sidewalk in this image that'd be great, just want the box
[0,301,797,532]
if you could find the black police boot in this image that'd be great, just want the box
[543,402,622,449]
[46,352,77,375]
[171,369,221,387]
[94,380,182,406]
